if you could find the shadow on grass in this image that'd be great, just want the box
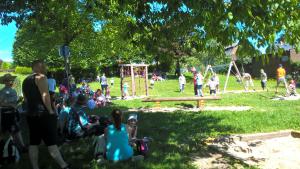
[11,104,240,169]
[175,103,194,108]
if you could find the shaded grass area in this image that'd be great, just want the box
[2,72,298,169]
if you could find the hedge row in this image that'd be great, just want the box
[15,66,32,74]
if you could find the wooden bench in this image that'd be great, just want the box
[142,96,221,109]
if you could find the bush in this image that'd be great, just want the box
[15,66,32,74]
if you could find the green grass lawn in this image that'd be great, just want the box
[1,72,299,169]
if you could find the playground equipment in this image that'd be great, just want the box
[119,64,149,97]
[223,44,247,92]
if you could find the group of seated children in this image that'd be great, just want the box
[57,95,148,162]
[68,81,111,108]
[93,110,148,163]
[58,94,103,139]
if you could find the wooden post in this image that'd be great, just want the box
[145,66,149,96]
[197,100,205,109]
[130,64,136,96]
[223,61,233,93]
[197,100,201,108]
[200,100,205,110]
[120,66,124,98]
[155,101,161,109]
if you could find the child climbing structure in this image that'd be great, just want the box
[119,64,149,98]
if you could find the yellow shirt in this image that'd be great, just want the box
[277,67,286,78]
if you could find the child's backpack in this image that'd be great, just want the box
[0,136,20,165]
[135,137,151,156]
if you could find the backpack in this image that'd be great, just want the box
[0,136,20,165]
[135,138,150,156]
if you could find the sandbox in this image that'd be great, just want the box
[208,130,300,169]
[272,95,300,101]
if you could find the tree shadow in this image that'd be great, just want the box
[175,103,194,108]
[12,104,243,169]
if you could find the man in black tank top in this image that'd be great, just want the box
[22,60,70,169]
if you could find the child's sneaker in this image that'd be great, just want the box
[97,156,106,164]
[132,155,144,162]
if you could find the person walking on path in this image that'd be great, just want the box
[178,73,186,93]
[22,60,70,169]
[275,64,288,94]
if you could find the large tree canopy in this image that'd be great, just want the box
[1,0,300,69]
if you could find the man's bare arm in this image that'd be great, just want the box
[35,74,55,114]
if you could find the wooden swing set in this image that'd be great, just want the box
[202,44,247,92]
[119,64,149,97]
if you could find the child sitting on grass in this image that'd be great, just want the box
[127,114,138,143]
[58,99,72,136]
[94,89,106,107]
[93,110,144,163]
[68,94,100,138]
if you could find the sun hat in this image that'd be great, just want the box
[0,73,17,84]
[128,114,138,122]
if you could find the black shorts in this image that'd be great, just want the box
[1,111,20,134]
[27,114,58,146]
[261,81,266,88]
[210,90,216,95]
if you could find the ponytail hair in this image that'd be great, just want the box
[112,109,122,131]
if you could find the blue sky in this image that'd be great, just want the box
[0,21,17,62]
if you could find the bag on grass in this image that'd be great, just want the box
[135,138,150,156]
[0,136,20,165]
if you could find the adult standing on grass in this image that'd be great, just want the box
[47,72,56,99]
[22,60,70,169]
[178,73,186,93]
[276,64,288,94]
[0,73,26,151]
[100,73,108,95]
[260,69,268,91]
